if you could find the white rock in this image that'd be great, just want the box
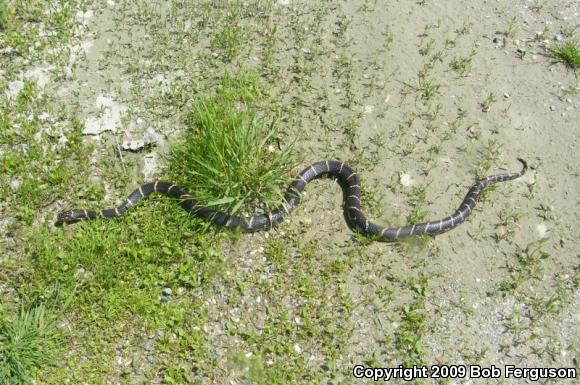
[59,135,69,147]
[9,179,21,191]
[399,173,414,187]
[536,223,549,237]
[83,95,127,135]
[121,139,146,151]
[75,10,93,23]
[142,153,158,179]
[145,126,163,144]
[24,65,54,88]
[7,80,24,98]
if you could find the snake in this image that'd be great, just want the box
[56,159,527,242]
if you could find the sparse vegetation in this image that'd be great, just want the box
[450,49,476,75]
[395,275,429,366]
[504,16,518,39]
[0,0,577,383]
[480,92,498,112]
[211,24,247,62]
[547,40,580,69]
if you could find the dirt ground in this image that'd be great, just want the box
[2,0,579,384]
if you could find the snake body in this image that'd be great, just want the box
[56,159,527,242]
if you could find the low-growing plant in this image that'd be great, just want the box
[211,24,246,62]
[480,92,497,112]
[498,238,552,294]
[417,76,441,100]
[0,304,60,385]
[0,1,8,30]
[168,72,295,215]
[450,49,476,75]
[547,40,580,69]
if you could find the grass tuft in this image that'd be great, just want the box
[0,304,59,385]
[547,40,580,69]
[168,72,295,215]
[0,1,7,30]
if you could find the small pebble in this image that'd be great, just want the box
[161,287,172,296]
[506,348,518,358]
[74,267,86,279]
[399,173,414,187]
[7,80,24,99]
[536,223,549,237]
[142,153,158,180]
[146,355,155,364]
[121,139,146,152]
[8,179,21,191]
[145,126,163,144]
[550,105,556,111]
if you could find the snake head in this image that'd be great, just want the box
[55,210,80,226]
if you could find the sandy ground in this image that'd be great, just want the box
[3,0,579,383]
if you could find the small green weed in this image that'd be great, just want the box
[419,39,435,56]
[494,206,523,242]
[450,49,476,75]
[480,92,497,112]
[547,40,580,69]
[503,17,518,39]
[418,76,441,100]
[498,238,551,294]
[530,0,547,13]
[395,275,429,366]
[211,24,246,62]
[476,139,504,178]
[0,1,8,30]
[455,20,473,36]
[406,186,427,224]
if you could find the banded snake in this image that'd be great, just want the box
[56,159,527,242]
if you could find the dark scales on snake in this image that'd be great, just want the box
[56,159,527,242]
